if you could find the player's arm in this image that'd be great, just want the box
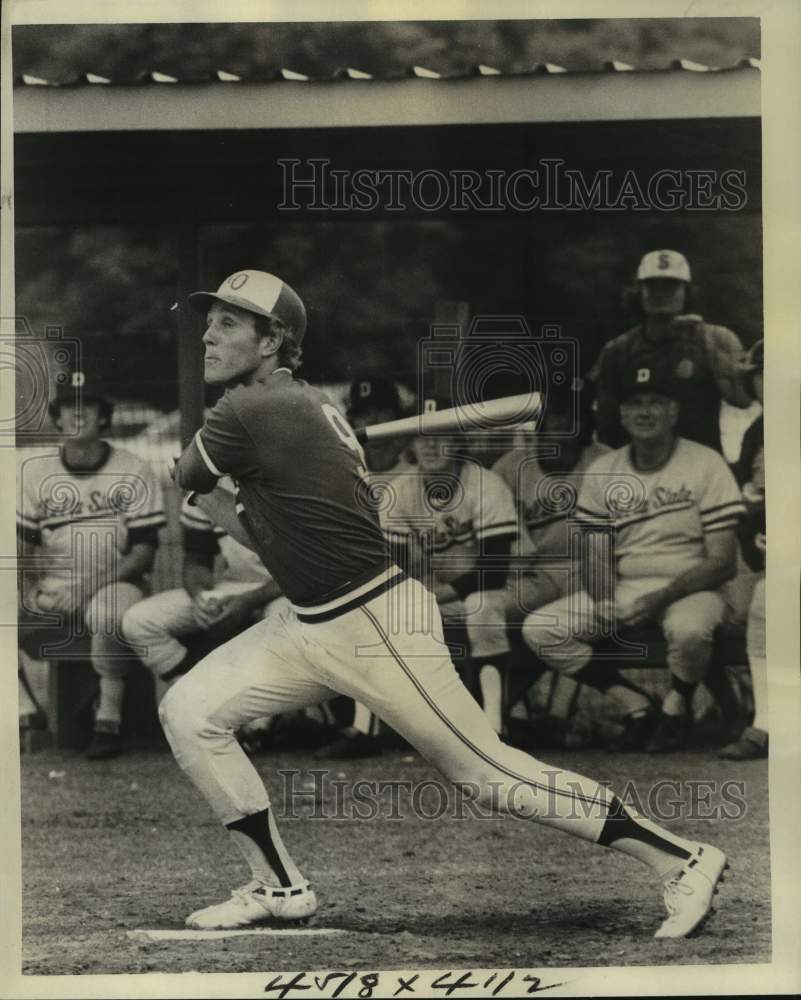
[216,579,284,623]
[182,527,217,600]
[621,462,743,628]
[110,542,158,583]
[708,326,753,408]
[591,345,625,447]
[189,487,256,551]
[660,529,738,604]
[433,534,514,604]
[174,393,252,494]
[621,529,739,630]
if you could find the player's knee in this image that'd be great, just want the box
[158,679,201,738]
[121,604,146,645]
[663,617,716,652]
[159,674,225,746]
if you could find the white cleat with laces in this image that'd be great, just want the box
[186,879,317,929]
[655,843,729,939]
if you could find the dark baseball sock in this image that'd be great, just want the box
[597,795,693,881]
[226,809,303,888]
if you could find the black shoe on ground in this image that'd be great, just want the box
[85,729,125,760]
[313,732,383,760]
[718,726,768,760]
[610,708,656,751]
[645,712,691,754]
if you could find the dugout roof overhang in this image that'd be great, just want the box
[13,62,762,225]
[12,60,762,442]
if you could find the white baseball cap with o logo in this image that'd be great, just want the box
[637,250,691,283]
[189,270,307,344]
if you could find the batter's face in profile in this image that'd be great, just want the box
[640,278,687,318]
[620,391,679,443]
[202,301,273,385]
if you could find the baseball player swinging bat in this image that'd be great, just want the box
[354,392,543,443]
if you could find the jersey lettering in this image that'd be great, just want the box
[321,403,367,470]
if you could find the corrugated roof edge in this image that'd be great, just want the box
[15,58,760,88]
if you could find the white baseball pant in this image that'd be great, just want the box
[522,577,727,684]
[160,575,616,840]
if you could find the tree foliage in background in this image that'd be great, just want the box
[13,18,759,79]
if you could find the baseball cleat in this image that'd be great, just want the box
[655,843,729,939]
[185,879,317,929]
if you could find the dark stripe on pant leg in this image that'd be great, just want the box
[359,605,603,809]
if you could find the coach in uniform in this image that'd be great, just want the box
[162,268,730,939]
[592,249,752,453]
[523,365,745,753]
[17,369,165,758]
[493,379,659,749]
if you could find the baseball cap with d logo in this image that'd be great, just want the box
[637,250,691,283]
[620,365,678,402]
[189,270,307,344]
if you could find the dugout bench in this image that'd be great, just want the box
[451,621,750,740]
[19,617,263,752]
[22,618,749,752]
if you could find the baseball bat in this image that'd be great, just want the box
[355,392,542,443]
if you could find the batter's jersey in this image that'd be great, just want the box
[383,460,517,584]
[17,443,165,583]
[179,495,272,585]
[575,437,745,580]
[493,442,610,561]
[592,319,748,452]
[173,370,388,606]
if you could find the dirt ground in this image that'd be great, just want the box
[19,742,771,976]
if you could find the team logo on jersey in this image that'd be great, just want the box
[651,484,694,509]
[636,368,650,383]
[675,359,695,379]
[229,273,249,290]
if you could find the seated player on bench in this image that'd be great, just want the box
[492,377,642,748]
[122,481,283,702]
[382,397,519,736]
[17,368,165,759]
[522,364,745,753]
